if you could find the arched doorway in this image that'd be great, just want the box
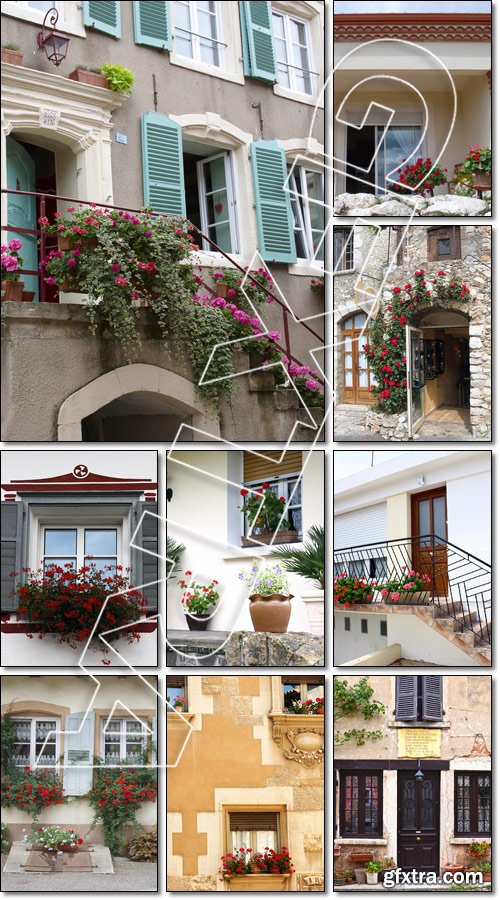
[82,392,194,441]
[341,312,376,404]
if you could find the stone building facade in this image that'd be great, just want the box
[334,675,491,878]
[334,225,491,441]
[167,674,324,891]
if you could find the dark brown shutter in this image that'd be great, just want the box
[427,226,461,261]
[167,675,186,689]
[422,676,443,721]
[395,675,418,720]
[229,812,278,831]
[243,451,303,482]
[281,676,324,685]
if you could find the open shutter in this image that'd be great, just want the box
[422,676,443,721]
[239,1,277,82]
[133,1,172,50]
[63,712,95,796]
[1,502,22,611]
[136,502,158,609]
[250,141,296,263]
[82,1,121,38]
[151,715,157,766]
[141,112,186,216]
[395,675,418,721]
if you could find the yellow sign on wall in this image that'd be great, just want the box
[398,728,441,758]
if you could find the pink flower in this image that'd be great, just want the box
[391,592,400,600]
[114,276,127,286]
[45,277,55,285]
[67,258,76,268]
[380,589,389,597]
[111,264,120,272]
[8,239,22,251]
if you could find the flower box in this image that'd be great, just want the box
[1,48,23,65]
[1,280,24,302]
[350,851,374,863]
[68,68,109,89]
[225,874,291,891]
[22,290,35,303]
[241,529,299,547]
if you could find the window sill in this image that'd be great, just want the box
[167,711,195,721]
[288,262,324,277]
[169,51,245,85]
[273,82,324,108]
[1,620,157,634]
[269,712,324,723]
[335,838,388,846]
[388,720,451,729]
[449,838,491,845]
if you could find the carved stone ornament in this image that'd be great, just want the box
[297,873,325,891]
[272,719,324,767]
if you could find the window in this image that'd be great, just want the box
[167,675,188,710]
[42,526,117,574]
[183,148,239,254]
[380,620,387,637]
[334,228,354,272]
[455,772,491,836]
[15,0,55,9]
[341,313,376,403]
[11,717,60,769]
[272,11,313,95]
[173,0,223,67]
[361,619,368,634]
[428,226,461,261]
[344,617,350,631]
[229,810,279,853]
[102,717,148,764]
[395,675,443,722]
[243,473,302,539]
[282,676,324,710]
[289,165,324,262]
[340,771,382,837]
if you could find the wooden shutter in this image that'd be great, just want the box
[1,502,22,610]
[244,450,302,482]
[229,811,278,830]
[167,675,186,689]
[141,112,186,216]
[422,676,443,721]
[82,1,121,38]
[395,675,418,721]
[250,141,296,263]
[427,226,461,261]
[239,1,277,82]
[63,712,94,796]
[136,501,158,608]
[133,1,172,50]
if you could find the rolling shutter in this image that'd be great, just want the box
[63,712,94,796]
[141,112,186,216]
[229,811,278,830]
[133,1,172,50]
[281,676,324,685]
[82,1,121,38]
[244,450,303,482]
[422,676,443,721]
[334,503,387,551]
[250,141,296,263]
[1,502,22,611]
[395,675,418,721]
[239,1,277,82]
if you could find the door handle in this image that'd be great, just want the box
[416,837,421,841]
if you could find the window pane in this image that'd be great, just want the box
[438,238,451,256]
[283,683,300,709]
[174,1,191,29]
[344,336,352,352]
[28,1,54,9]
[432,496,446,542]
[477,774,491,833]
[344,353,352,368]
[84,557,116,574]
[290,19,306,45]
[344,774,358,833]
[44,529,77,555]
[84,529,117,556]
[272,13,286,39]
[44,558,76,572]
[176,34,193,57]
[418,499,431,539]
[365,774,379,833]
[359,370,368,388]
[354,313,366,328]
[403,778,417,829]
[345,371,353,387]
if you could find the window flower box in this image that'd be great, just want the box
[225,873,291,891]
[241,529,300,547]
[68,68,109,89]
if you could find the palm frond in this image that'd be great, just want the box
[167,536,185,576]
[267,525,324,589]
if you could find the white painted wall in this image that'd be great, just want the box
[447,471,491,563]
[0,631,157,667]
[387,615,478,666]
[334,611,388,665]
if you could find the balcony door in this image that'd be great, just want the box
[411,488,448,596]
[6,136,38,297]
[345,124,423,195]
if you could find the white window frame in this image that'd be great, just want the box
[11,715,61,770]
[0,1,86,37]
[170,0,244,83]
[289,164,324,265]
[197,151,240,254]
[42,525,118,573]
[272,9,313,96]
[29,506,130,573]
[242,472,303,540]
[173,0,223,67]
[101,717,149,763]
[271,1,323,107]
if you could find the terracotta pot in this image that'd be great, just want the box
[293,731,323,752]
[58,281,75,292]
[58,237,75,252]
[1,280,24,301]
[22,290,36,303]
[249,593,293,633]
[443,866,464,874]
[350,852,374,863]
[483,874,491,883]
[1,49,23,65]
[249,865,262,874]
[473,171,491,189]
[215,282,229,298]
[317,706,324,715]
[68,69,109,89]
[185,612,211,631]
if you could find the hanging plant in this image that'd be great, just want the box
[1,768,66,823]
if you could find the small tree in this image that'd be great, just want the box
[334,676,385,745]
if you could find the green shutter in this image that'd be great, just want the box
[133,1,171,50]
[63,712,95,796]
[250,141,296,263]
[82,1,121,38]
[141,112,186,216]
[239,1,277,82]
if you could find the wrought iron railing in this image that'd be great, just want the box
[334,535,491,645]
[1,188,324,386]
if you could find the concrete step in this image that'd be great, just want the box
[454,610,479,627]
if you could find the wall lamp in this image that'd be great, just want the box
[167,488,173,502]
[415,759,424,781]
[37,7,70,67]
[417,476,425,486]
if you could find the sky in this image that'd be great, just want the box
[334,1,491,12]
[1,450,158,497]
[334,450,413,480]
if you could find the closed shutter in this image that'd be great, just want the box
[395,675,418,721]
[63,712,94,796]
[334,503,387,550]
[133,1,172,50]
[141,112,186,216]
[135,502,158,608]
[229,811,278,830]
[239,1,277,82]
[422,676,443,721]
[250,141,296,263]
[82,1,121,38]
[244,450,302,482]
[1,502,22,610]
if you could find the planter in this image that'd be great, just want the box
[350,852,374,864]
[249,592,293,633]
[241,529,300,547]
[22,290,35,303]
[334,876,346,885]
[58,280,77,292]
[366,871,378,885]
[1,280,24,301]
[334,847,341,858]
[225,874,291,891]
[442,866,464,875]
[468,847,489,859]
[216,282,229,298]
[173,704,184,713]
[354,868,367,884]
[316,706,324,715]
[1,48,23,65]
[388,590,430,604]
[58,237,75,252]
[473,171,491,190]
[68,68,109,89]
[185,612,212,631]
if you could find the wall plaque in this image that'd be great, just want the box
[398,728,441,758]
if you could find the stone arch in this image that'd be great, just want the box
[57,364,220,441]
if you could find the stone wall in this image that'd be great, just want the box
[225,632,325,666]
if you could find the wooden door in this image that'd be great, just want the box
[398,770,440,873]
[341,314,376,405]
[411,489,448,595]
[6,137,38,298]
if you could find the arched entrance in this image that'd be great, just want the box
[57,364,220,441]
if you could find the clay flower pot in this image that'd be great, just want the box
[68,68,109,89]
[473,171,491,189]
[185,612,211,631]
[249,593,293,633]
[350,852,374,864]
[443,865,464,875]
[1,48,23,65]
[1,280,24,301]
[22,290,35,303]
[58,236,75,252]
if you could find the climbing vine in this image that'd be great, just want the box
[334,676,385,745]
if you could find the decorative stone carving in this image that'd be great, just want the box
[271,714,324,768]
[297,873,325,891]
[304,833,323,853]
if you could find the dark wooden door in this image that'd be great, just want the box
[411,488,448,595]
[398,770,440,873]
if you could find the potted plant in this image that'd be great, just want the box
[239,483,298,546]
[310,276,324,295]
[344,868,355,885]
[353,867,367,884]
[470,861,491,883]
[173,697,187,712]
[393,157,448,196]
[1,43,23,65]
[378,857,397,883]
[29,825,84,853]
[100,63,136,95]
[334,869,346,885]
[267,525,324,589]
[468,841,489,859]
[178,572,219,631]
[459,146,492,190]
[366,861,381,885]
[443,863,464,875]
[68,66,110,89]
[1,239,25,301]
[212,267,275,306]
[378,569,432,603]
[334,574,375,606]
[289,697,324,715]
[239,560,292,633]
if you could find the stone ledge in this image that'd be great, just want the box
[226,631,324,666]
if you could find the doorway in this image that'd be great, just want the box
[411,489,448,595]
[341,313,376,404]
[397,770,440,873]
[345,124,423,195]
[81,393,194,441]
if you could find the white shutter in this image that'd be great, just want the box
[334,502,387,550]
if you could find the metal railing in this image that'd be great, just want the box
[334,535,491,645]
[1,188,324,386]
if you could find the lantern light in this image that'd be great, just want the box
[37,7,70,67]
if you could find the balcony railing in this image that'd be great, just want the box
[1,188,324,387]
[334,535,491,645]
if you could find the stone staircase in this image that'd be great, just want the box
[428,598,491,665]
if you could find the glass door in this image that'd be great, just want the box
[376,125,423,195]
[406,326,425,435]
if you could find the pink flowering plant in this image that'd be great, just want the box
[379,568,432,601]
[1,239,24,282]
[393,157,448,196]
[310,275,324,294]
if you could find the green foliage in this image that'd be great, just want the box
[366,861,381,873]
[167,537,185,575]
[1,768,66,823]
[460,146,491,175]
[1,713,18,775]
[86,758,157,855]
[1,821,10,852]
[267,525,324,589]
[334,676,385,745]
[100,64,136,95]
[127,824,157,860]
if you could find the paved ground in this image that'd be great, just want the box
[1,855,157,891]
[390,659,441,666]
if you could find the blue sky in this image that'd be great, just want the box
[334,451,411,480]
[334,1,491,12]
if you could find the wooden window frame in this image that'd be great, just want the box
[167,675,188,710]
[454,771,491,837]
[223,805,287,856]
[341,313,375,403]
[427,226,461,261]
[334,228,354,272]
[339,771,383,838]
